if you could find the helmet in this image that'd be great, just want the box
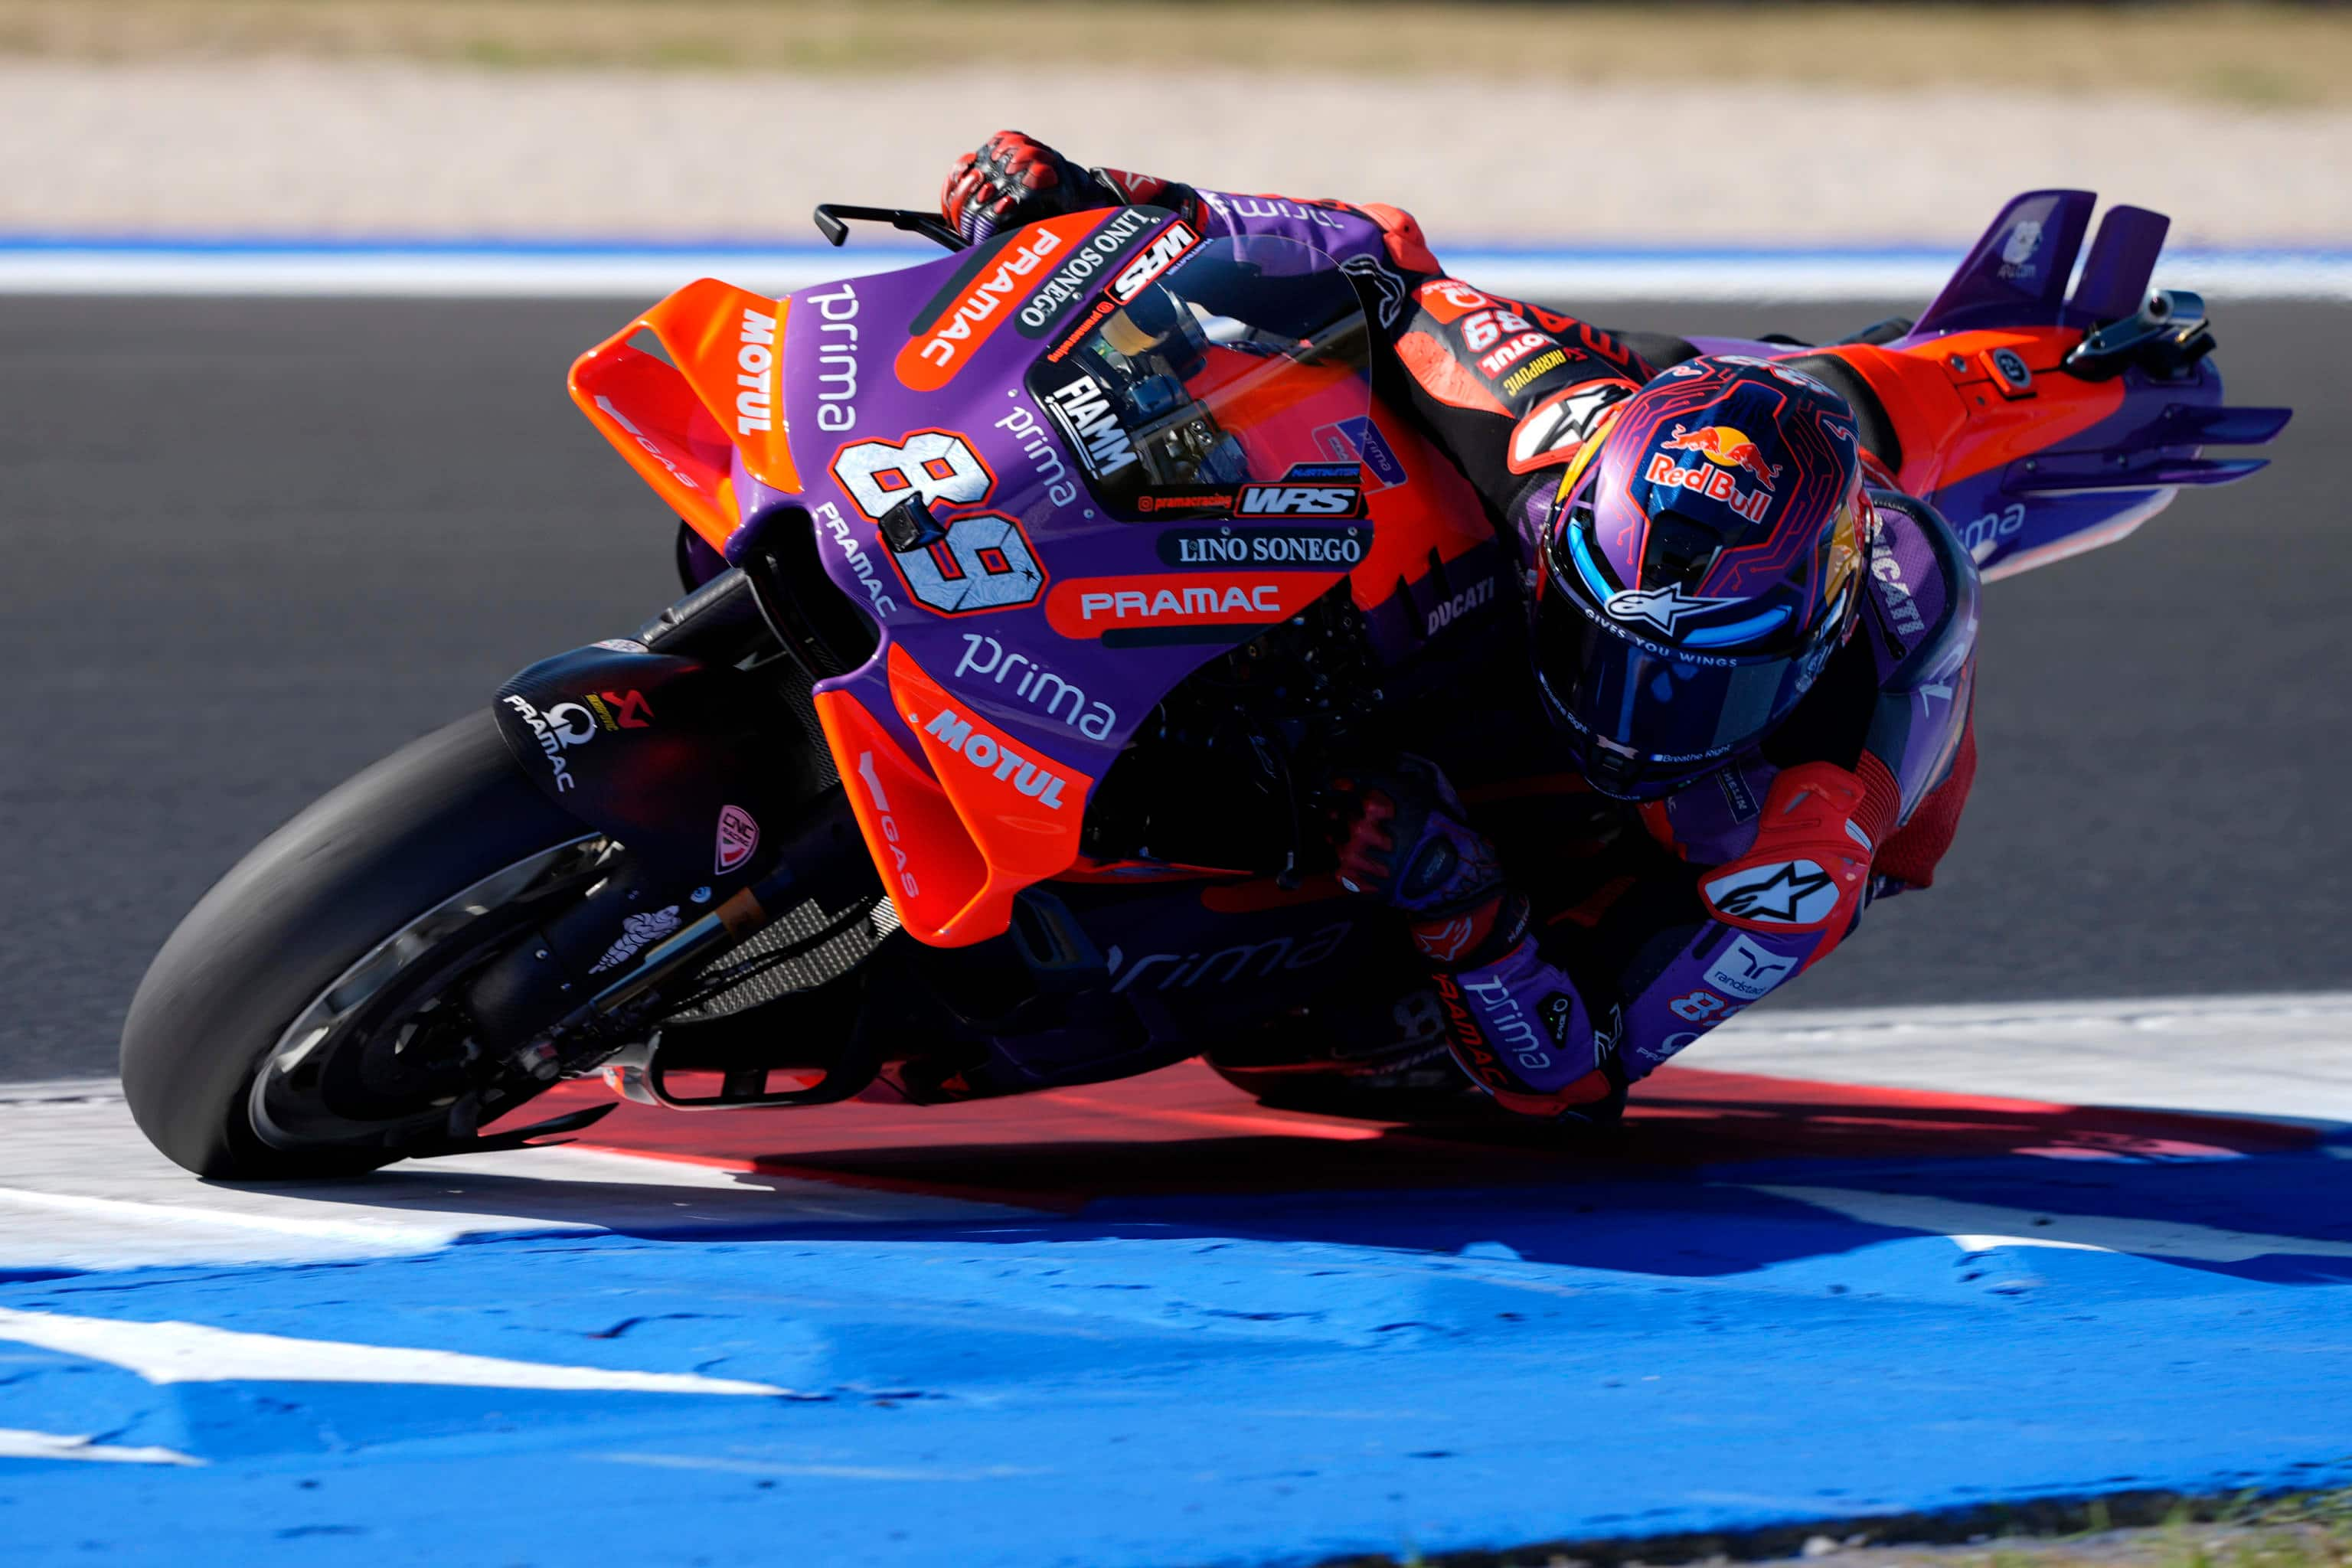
[1531,355,1868,799]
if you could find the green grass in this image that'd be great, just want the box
[1,1,2348,108]
[1321,1485,2352,1568]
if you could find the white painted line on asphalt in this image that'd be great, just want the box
[2,243,2347,299]
[0,1428,204,1466]
[1748,1184,2352,1263]
[0,1185,485,1249]
[0,1096,1024,1272]
[1703,991,2352,1122]
[0,1307,794,1395]
[2,992,2341,1276]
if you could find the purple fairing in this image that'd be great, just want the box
[1681,189,2285,587]
[725,213,1378,818]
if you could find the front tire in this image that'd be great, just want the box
[120,714,587,1178]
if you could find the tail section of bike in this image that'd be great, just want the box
[1701,191,2290,580]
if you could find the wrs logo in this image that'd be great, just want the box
[1236,484,1361,517]
[1109,221,1199,302]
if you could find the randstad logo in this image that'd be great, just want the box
[923,704,1070,810]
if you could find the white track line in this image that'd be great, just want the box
[0,1428,204,1466]
[0,1095,1021,1272]
[2,993,2343,1276]
[1702,991,2352,1122]
[2,245,2347,299]
[1741,1185,2352,1263]
[0,1306,792,1395]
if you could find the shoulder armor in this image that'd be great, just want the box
[1858,491,1979,820]
[1862,490,1979,693]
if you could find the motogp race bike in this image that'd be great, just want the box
[122,191,2288,1177]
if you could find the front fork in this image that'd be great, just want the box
[466,567,887,1119]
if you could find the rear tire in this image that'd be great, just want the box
[119,714,585,1179]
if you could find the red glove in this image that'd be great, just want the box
[939,131,1113,245]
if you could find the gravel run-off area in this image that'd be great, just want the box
[6,60,2347,247]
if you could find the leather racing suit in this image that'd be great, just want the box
[984,155,1981,1120]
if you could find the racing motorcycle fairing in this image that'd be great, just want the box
[567,211,1511,950]
[569,278,805,555]
[813,643,1098,946]
[1681,190,2288,584]
[717,214,1491,946]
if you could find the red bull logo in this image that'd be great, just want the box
[1660,424,1781,488]
[1648,423,1780,524]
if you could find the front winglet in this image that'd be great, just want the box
[568,279,803,557]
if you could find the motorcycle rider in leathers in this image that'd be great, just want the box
[941,132,1981,1124]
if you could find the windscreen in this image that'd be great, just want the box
[1023,230,1374,523]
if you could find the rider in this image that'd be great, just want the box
[941,132,1981,1123]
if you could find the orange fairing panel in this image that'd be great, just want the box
[639,279,803,492]
[567,278,802,556]
[814,645,1096,948]
[814,687,985,939]
[1803,329,2122,498]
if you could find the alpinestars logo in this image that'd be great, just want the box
[1704,860,1839,926]
[1605,582,1740,636]
[1999,217,2044,279]
[1508,382,1628,474]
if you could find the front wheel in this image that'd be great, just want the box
[120,714,600,1178]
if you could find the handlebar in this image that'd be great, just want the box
[812,204,966,253]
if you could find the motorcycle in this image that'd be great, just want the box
[120,190,2288,1178]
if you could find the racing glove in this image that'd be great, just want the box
[1327,756,1524,969]
[940,131,1116,245]
[1327,760,1622,1121]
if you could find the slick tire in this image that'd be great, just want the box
[119,713,584,1181]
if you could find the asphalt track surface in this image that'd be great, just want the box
[3,296,2345,1082]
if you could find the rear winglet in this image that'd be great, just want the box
[1914,190,2096,335]
[2007,455,2272,495]
[2069,204,2170,324]
[2006,401,2290,495]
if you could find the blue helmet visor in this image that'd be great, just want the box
[1533,521,1848,799]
